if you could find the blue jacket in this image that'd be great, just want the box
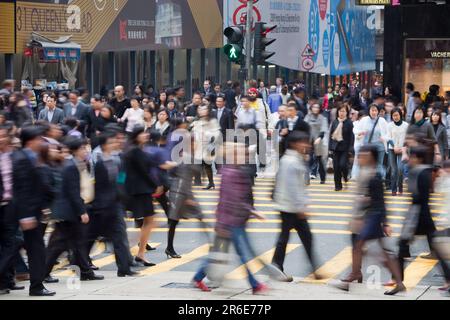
[268,93,283,113]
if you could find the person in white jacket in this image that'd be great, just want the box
[358,104,389,177]
[386,108,409,196]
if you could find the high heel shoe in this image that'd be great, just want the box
[138,243,157,251]
[165,249,182,259]
[384,283,406,295]
[340,273,363,284]
[134,256,156,267]
[203,184,215,190]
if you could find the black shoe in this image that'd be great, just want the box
[335,187,343,191]
[89,264,99,271]
[202,184,215,190]
[320,181,326,184]
[80,273,104,281]
[0,289,10,295]
[138,243,157,251]
[44,276,59,284]
[8,284,25,291]
[29,288,56,297]
[384,284,406,296]
[134,256,156,267]
[165,248,182,259]
[117,270,139,277]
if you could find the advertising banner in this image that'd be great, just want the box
[0,0,15,53]
[223,0,375,75]
[15,0,224,53]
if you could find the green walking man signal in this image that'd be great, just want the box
[223,26,244,64]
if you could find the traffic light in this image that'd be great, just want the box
[223,26,244,63]
[254,22,277,65]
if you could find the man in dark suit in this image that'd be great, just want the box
[214,94,234,139]
[185,92,203,124]
[85,94,105,149]
[223,81,238,111]
[12,126,55,296]
[38,94,64,125]
[44,137,104,283]
[86,132,137,277]
[0,126,25,295]
[63,90,88,135]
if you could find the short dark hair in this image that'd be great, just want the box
[98,131,116,147]
[412,91,421,98]
[92,94,102,102]
[69,90,80,97]
[359,144,379,162]
[409,146,429,164]
[20,125,45,147]
[287,131,310,149]
[64,117,79,129]
[63,136,87,153]
[215,94,226,101]
[406,82,415,91]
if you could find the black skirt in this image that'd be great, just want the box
[128,194,155,219]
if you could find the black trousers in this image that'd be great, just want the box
[46,221,93,277]
[272,212,316,272]
[0,203,20,289]
[333,150,349,189]
[86,209,131,274]
[399,233,450,282]
[23,224,47,292]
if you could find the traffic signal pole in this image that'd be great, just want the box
[244,0,253,90]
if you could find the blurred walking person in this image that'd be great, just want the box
[271,132,321,279]
[334,144,406,295]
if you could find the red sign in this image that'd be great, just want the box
[119,20,128,41]
[302,57,314,71]
[301,44,315,57]
[319,0,327,20]
[233,4,261,30]
[238,0,259,3]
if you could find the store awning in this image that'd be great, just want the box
[30,32,81,62]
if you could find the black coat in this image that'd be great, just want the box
[123,146,157,195]
[329,119,354,152]
[12,150,46,221]
[52,159,86,222]
[214,107,235,138]
[91,159,119,213]
[85,108,103,140]
[223,88,237,110]
[412,167,436,235]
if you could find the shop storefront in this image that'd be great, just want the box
[404,39,450,95]
[384,3,450,98]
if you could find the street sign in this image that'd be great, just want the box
[302,57,314,71]
[301,44,315,57]
[232,4,261,30]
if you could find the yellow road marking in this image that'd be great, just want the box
[127,227,353,235]
[301,247,353,284]
[403,253,439,289]
[138,244,210,276]
[226,244,300,280]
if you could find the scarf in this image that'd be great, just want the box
[394,119,403,127]
[415,119,425,127]
[331,119,344,142]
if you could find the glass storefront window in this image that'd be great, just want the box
[191,49,201,92]
[405,39,450,94]
[174,49,187,87]
[205,48,216,84]
[156,49,170,89]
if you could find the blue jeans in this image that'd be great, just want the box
[388,150,405,193]
[230,226,260,289]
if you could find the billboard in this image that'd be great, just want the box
[15,0,224,53]
[0,0,15,53]
[223,0,375,75]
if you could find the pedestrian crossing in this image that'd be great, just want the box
[44,176,447,292]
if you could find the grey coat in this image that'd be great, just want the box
[38,107,65,124]
[168,163,203,221]
[435,123,448,160]
[304,113,329,157]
